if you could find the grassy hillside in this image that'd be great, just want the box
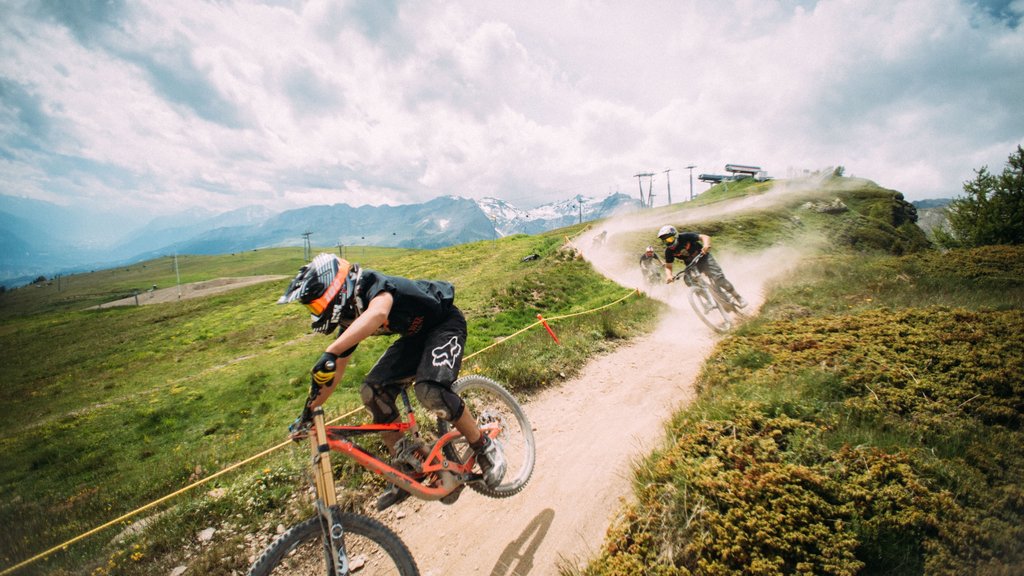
[0,230,662,575]
[577,181,1024,575]
[4,174,1016,576]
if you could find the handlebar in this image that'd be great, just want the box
[672,252,705,280]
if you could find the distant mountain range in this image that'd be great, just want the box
[0,193,640,287]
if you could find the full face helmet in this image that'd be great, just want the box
[278,253,357,334]
[657,225,678,246]
[645,245,655,255]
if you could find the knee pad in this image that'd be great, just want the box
[414,381,465,422]
[360,382,398,424]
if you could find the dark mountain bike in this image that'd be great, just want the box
[246,374,535,576]
[641,262,662,286]
[674,253,745,333]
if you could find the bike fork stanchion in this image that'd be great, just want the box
[310,409,350,575]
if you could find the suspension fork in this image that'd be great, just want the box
[309,408,350,575]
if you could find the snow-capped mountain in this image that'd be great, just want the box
[477,193,640,236]
[2,192,640,286]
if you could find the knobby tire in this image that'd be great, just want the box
[246,513,418,576]
[437,375,536,498]
[687,285,732,333]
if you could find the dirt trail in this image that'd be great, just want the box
[91,275,287,308]
[386,208,804,575]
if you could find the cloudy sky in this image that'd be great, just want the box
[1,0,1022,222]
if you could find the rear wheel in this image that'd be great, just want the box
[687,286,732,333]
[246,513,418,576]
[438,375,536,498]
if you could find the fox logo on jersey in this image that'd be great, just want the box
[431,336,462,369]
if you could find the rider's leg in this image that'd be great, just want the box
[361,378,416,511]
[359,381,404,451]
[700,253,746,305]
[361,339,425,510]
[415,379,505,487]
[414,308,506,487]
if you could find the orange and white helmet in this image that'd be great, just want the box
[278,253,356,334]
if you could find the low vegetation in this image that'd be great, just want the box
[578,235,1024,573]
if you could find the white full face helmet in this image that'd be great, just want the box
[657,225,678,246]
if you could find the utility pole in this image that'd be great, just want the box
[578,196,583,224]
[685,165,696,201]
[663,169,672,205]
[301,231,312,261]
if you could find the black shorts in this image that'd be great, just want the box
[361,306,467,423]
[364,306,466,387]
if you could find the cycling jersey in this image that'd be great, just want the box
[333,269,456,357]
[664,232,703,264]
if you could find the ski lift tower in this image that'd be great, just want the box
[634,172,655,208]
[302,231,312,261]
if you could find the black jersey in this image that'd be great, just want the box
[333,268,456,352]
[664,232,703,264]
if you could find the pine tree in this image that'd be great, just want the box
[939,146,1024,247]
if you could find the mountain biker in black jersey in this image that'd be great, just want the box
[278,253,507,510]
[639,245,662,284]
[657,225,748,308]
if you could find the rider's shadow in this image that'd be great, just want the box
[489,508,555,576]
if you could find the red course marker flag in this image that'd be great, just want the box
[537,314,561,345]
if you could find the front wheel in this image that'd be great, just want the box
[687,285,732,333]
[438,375,536,498]
[246,513,418,576]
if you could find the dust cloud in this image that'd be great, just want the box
[576,187,822,330]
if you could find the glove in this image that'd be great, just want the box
[288,405,314,439]
[310,351,338,387]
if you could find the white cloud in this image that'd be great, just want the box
[0,0,1021,226]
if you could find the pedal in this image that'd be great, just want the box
[376,485,411,512]
[440,484,466,505]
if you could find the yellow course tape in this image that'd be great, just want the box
[0,285,639,575]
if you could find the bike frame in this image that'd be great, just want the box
[677,254,735,311]
[302,390,499,505]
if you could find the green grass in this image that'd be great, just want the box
[0,225,661,575]
[4,176,1019,575]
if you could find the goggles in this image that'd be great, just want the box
[303,271,345,316]
[661,235,675,245]
[303,258,351,316]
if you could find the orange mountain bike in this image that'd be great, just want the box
[246,375,536,576]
